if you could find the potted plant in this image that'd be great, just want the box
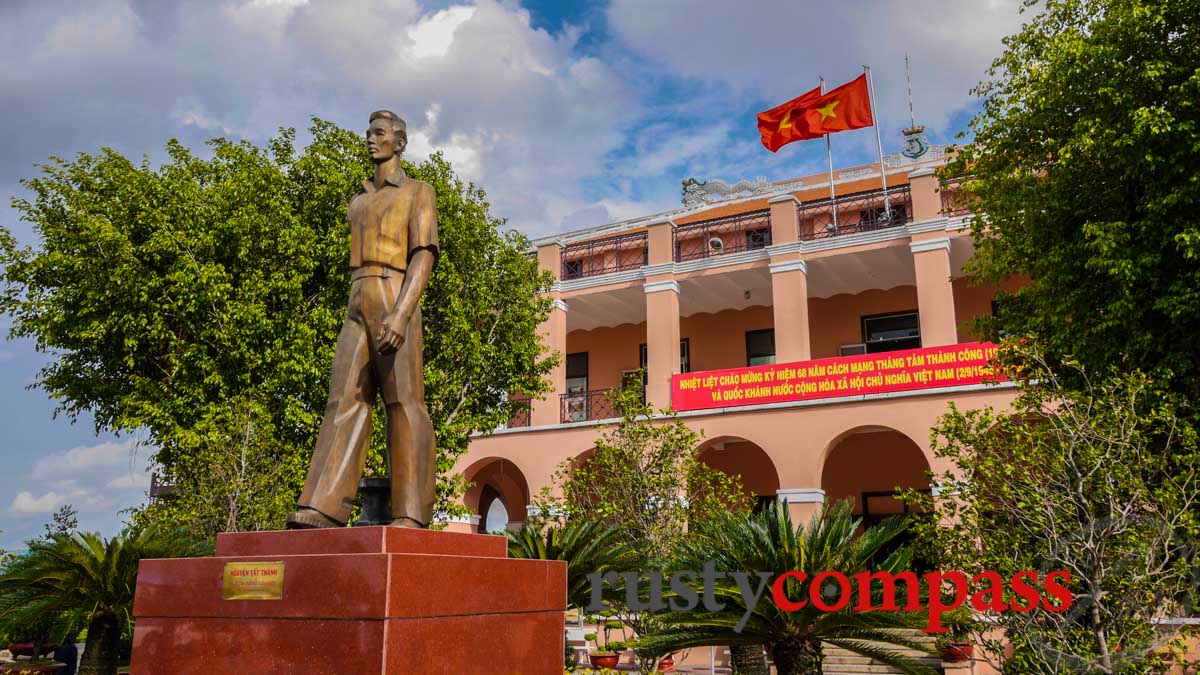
[936,606,976,663]
[589,638,621,669]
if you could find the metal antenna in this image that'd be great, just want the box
[905,52,916,130]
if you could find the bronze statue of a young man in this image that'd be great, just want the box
[287,110,437,530]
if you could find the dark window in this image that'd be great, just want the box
[639,339,690,374]
[643,247,649,266]
[859,203,907,228]
[990,300,1008,337]
[562,259,583,280]
[745,329,776,366]
[861,311,921,353]
[745,227,771,250]
[564,352,589,422]
[565,352,588,392]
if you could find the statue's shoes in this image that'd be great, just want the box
[388,516,428,529]
[285,508,343,529]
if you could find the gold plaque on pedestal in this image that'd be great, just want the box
[221,561,285,600]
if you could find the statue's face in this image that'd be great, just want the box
[366,119,401,161]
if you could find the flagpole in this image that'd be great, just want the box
[820,76,838,230]
[863,64,891,214]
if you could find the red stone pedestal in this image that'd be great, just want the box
[130,527,566,674]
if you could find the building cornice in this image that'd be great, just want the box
[910,237,951,254]
[767,194,801,206]
[768,259,808,275]
[644,279,680,294]
[908,216,949,234]
[776,488,825,504]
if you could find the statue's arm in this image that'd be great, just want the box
[378,184,438,354]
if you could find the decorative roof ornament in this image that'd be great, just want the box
[681,176,804,206]
[900,125,930,159]
[883,127,946,167]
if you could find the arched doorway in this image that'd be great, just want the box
[697,437,781,512]
[821,426,931,523]
[462,458,530,533]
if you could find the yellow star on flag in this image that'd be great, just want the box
[817,100,839,121]
[778,110,793,131]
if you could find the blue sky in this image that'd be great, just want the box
[0,0,1026,549]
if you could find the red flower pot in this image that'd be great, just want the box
[658,654,676,671]
[942,642,974,663]
[591,652,620,668]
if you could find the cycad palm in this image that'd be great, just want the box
[640,500,936,675]
[507,518,636,611]
[0,524,209,675]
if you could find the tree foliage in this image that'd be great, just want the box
[0,525,210,675]
[537,386,749,566]
[534,386,751,673]
[947,0,1200,398]
[641,502,936,675]
[506,518,636,612]
[912,343,1200,674]
[0,120,555,535]
[44,504,79,538]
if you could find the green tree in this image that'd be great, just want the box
[639,501,936,675]
[0,120,555,535]
[506,518,636,613]
[0,525,210,675]
[911,344,1200,674]
[44,504,79,538]
[538,386,749,563]
[947,0,1200,399]
[535,385,752,673]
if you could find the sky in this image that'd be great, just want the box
[0,0,1028,549]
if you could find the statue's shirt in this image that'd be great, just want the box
[348,167,439,271]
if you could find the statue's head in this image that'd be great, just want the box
[366,110,407,161]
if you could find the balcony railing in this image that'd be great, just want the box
[797,185,912,241]
[506,396,531,428]
[673,210,771,262]
[939,180,973,217]
[559,390,618,423]
[560,231,648,280]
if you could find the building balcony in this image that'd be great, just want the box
[672,209,771,262]
[939,179,973,217]
[506,396,532,428]
[798,185,912,241]
[560,231,647,280]
[559,389,619,423]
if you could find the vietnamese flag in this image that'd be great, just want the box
[757,74,874,152]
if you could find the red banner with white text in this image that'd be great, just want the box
[672,342,1002,412]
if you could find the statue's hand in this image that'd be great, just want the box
[377,311,409,354]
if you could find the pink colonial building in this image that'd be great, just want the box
[451,133,1020,533]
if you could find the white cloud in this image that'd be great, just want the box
[0,0,645,238]
[0,0,1025,246]
[407,6,475,60]
[607,0,1025,136]
[38,0,141,64]
[107,472,152,490]
[10,491,65,515]
[32,439,141,478]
